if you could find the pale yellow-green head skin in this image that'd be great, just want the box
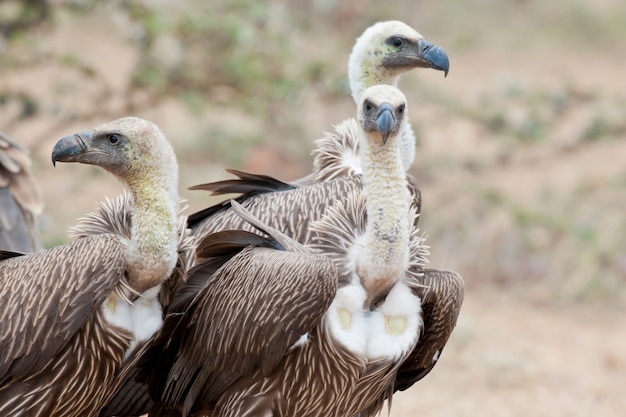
[52,117,179,293]
[348,21,425,104]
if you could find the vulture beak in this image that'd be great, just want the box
[419,39,449,77]
[375,103,395,145]
[383,38,450,77]
[51,132,91,166]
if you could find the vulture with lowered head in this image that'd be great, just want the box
[0,117,187,417]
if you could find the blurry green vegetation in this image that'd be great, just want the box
[123,1,305,107]
[2,0,625,145]
[0,0,348,140]
[0,0,49,38]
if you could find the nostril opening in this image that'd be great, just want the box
[75,134,87,150]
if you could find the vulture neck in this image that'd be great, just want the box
[126,167,179,294]
[357,133,411,305]
[348,54,415,172]
[348,53,396,106]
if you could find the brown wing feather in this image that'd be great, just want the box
[141,245,337,417]
[99,231,283,417]
[189,168,294,195]
[190,173,421,245]
[187,169,295,228]
[98,340,155,417]
[0,234,127,383]
[394,268,464,392]
[189,175,360,244]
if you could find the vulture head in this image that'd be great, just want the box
[358,84,408,147]
[349,20,450,103]
[52,117,179,294]
[52,117,178,193]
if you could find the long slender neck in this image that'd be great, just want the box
[126,169,178,294]
[357,135,411,302]
[349,57,397,105]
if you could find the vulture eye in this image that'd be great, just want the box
[107,134,121,145]
[364,101,374,114]
[391,37,404,48]
[398,104,405,115]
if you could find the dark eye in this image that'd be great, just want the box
[398,104,405,114]
[108,134,120,145]
[391,37,404,48]
[364,102,373,113]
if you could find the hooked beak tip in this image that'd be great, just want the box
[421,41,450,77]
[375,105,395,144]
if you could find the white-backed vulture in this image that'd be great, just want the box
[0,117,184,416]
[0,132,43,252]
[304,20,449,183]
[126,85,463,417]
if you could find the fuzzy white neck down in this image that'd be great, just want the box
[348,49,397,106]
[399,123,416,172]
[126,169,179,294]
[356,135,411,298]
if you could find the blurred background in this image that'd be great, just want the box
[1,0,625,415]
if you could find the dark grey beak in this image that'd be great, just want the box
[51,133,89,166]
[376,103,395,144]
[420,40,450,77]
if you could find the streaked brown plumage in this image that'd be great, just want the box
[0,132,43,252]
[393,268,465,392]
[113,85,463,417]
[140,213,339,417]
[189,172,421,245]
[101,175,413,417]
[0,117,182,416]
[0,234,130,415]
[69,191,196,312]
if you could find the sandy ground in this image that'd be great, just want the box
[386,291,625,417]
